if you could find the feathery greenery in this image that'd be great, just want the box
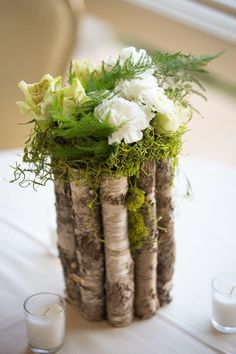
[152,51,221,103]
[84,54,154,93]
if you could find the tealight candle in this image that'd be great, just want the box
[24,292,66,353]
[211,273,236,333]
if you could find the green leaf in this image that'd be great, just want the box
[51,139,114,161]
[85,54,154,93]
[152,51,222,102]
[51,112,115,139]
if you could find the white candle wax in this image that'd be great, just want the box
[25,303,65,349]
[211,273,236,332]
[212,293,236,327]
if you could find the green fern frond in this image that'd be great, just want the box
[152,51,221,102]
[51,111,115,139]
[85,54,154,93]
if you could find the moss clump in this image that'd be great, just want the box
[12,122,185,190]
[128,211,148,254]
[126,186,148,254]
[126,187,145,212]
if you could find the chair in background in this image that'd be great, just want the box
[0,0,84,150]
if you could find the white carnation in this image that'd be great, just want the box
[94,97,149,145]
[71,58,99,86]
[115,72,175,122]
[139,89,174,117]
[158,113,180,133]
[115,72,160,100]
[157,104,192,134]
[105,47,153,72]
[174,104,192,125]
[118,47,152,65]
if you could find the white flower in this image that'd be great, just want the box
[105,47,153,72]
[174,104,192,125]
[55,77,87,115]
[71,58,98,86]
[16,74,61,115]
[157,104,192,134]
[16,74,62,131]
[94,97,149,144]
[139,89,174,117]
[119,47,152,65]
[115,72,159,100]
[157,113,180,133]
[17,74,87,131]
[115,72,175,122]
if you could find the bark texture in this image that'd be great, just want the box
[135,160,159,318]
[156,159,175,305]
[70,178,105,321]
[54,180,80,305]
[100,174,134,327]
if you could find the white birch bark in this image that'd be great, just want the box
[156,159,175,305]
[54,180,80,304]
[100,174,134,327]
[70,177,105,321]
[135,160,159,318]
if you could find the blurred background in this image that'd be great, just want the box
[1,0,235,166]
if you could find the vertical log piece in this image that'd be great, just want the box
[100,174,134,327]
[54,180,80,304]
[70,178,105,321]
[135,160,159,318]
[156,159,175,305]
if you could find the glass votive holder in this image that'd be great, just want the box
[211,273,236,333]
[24,292,66,353]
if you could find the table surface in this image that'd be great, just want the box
[0,150,236,354]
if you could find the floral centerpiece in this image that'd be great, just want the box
[14,47,216,327]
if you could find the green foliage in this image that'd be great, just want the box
[152,51,221,103]
[85,55,154,93]
[51,112,115,139]
[50,139,114,161]
[107,126,185,179]
[68,60,75,85]
[46,96,117,161]
[73,89,113,115]
[11,123,184,189]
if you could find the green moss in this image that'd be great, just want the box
[126,187,145,212]
[128,210,148,254]
[12,121,185,190]
[126,185,148,254]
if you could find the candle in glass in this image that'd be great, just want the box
[211,273,236,333]
[24,292,66,353]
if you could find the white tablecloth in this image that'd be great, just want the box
[0,150,236,354]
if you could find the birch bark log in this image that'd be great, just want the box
[156,160,175,305]
[54,180,80,304]
[70,177,105,321]
[134,160,159,318]
[100,174,134,327]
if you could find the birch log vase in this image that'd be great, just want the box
[156,159,175,305]
[70,177,105,321]
[100,174,134,327]
[134,160,159,318]
[54,180,80,305]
